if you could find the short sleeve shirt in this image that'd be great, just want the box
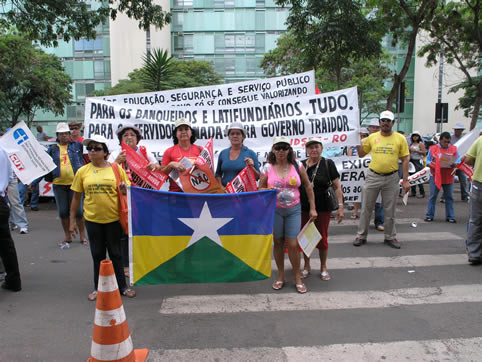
[161,144,202,192]
[362,132,409,173]
[215,146,260,186]
[467,135,482,183]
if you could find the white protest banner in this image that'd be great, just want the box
[400,166,431,187]
[333,155,370,203]
[0,122,56,184]
[455,127,480,156]
[85,86,360,165]
[95,70,315,107]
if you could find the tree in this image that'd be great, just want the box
[275,0,383,89]
[93,58,222,97]
[369,0,437,109]
[140,49,174,91]
[261,31,391,122]
[0,33,72,129]
[418,1,481,130]
[0,0,171,46]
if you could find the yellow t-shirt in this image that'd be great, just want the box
[467,135,482,183]
[53,144,74,185]
[71,163,130,223]
[362,132,409,173]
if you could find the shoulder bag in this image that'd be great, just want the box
[324,159,339,211]
[112,162,129,233]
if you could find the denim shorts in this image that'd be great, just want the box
[53,184,83,219]
[273,203,301,239]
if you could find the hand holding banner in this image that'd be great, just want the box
[225,166,258,193]
[0,121,56,184]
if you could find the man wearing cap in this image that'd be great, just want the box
[68,121,84,143]
[0,146,22,292]
[354,110,411,249]
[462,134,482,265]
[451,123,469,201]
[367,118,385,231]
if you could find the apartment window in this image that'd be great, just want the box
[74,38,104,55]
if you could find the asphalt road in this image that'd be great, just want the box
[0,189,480,361]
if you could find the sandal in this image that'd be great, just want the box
[321,271,331,281]
[88,291,97,301]
[300,269,311,279]
[295,283,307,294]
[124,267,129,277]
[272,280,285,290]
[58,240,69,247]
[122,288,136,298]
[81,240,88,246]
[350,214,359,219]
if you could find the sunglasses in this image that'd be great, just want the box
[87,146,104,152]
[380,119,393,123]
[274,144,290,151]
[69,127,80,130]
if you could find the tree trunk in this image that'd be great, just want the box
[387,29,418,110]
[470,81,482,130]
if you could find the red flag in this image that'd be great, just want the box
[457,161,473,181]
[225,166,258,193]
[194,137,214,173]
[122,142,168,190]
[315,85,321,94]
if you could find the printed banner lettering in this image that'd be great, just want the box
[225,166,258,193]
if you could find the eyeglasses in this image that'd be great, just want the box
[380,119,392,123]
[69,127,80,130]
[273,144,290,151]
[87,146,104,152]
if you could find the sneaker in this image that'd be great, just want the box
[424,218,433,222]
[384,238,401,249]
[30,207,39,211]
[19,228,28,234]
[1,281,22,292]
[376,225,384,231]
[468,258,481,266]
[353,237,367,247]
[0,273,6,281]
[10,224,18,231]
[440,198,445,203]
[446,218,456,223]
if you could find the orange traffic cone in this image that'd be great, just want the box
[88,260,148,362]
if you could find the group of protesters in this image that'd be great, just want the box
[1,110,480,298]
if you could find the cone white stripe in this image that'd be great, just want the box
[274,254,467,270]
[90,336,133,360]
[328,231,462,244]
[97,275,118,293]
[159,284,482,314]
[148,337,482,361]
[94,306,127,327]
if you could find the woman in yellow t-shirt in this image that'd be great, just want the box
[69,135,136,301]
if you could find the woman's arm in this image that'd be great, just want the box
[332,178,344,223]
[258,173,269,190]
[300,166,317,220]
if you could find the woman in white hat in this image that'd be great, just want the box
[69,135,136,301]
[300,137,344,281]
[160,118,202,192]
[215,122,260,187]
[409,131,426,198]
[46,122,87,247]
[259,136,317,294]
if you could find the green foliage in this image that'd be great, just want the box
[275,0,383,88]
[0,0,171,46]
[140,49,174,91]
[93,58,223,97]
[261,31,390,121]
[418,1,481,129]
[0,33,72,129]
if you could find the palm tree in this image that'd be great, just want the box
[140,48,173,91]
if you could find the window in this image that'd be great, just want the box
[94,61,104,79]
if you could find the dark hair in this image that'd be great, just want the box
[117,127,141,144]
[172,125,197,145]
[267,146,296,165]
[87,141,109,160]
[410,133,421,143]
[440,131,451,141]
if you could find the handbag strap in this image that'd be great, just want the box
[111,162,121,187]
[310,160,321,187]
[324,158,333,186]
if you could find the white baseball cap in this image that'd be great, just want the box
[175,118,191,129]
[56,122,70,133]
[273,136,291,146]
[379,110,395,122]
[305,137,323,147]
[368,118,380,127]
[453,122,465,130]
[82,135,109,151]
[227,122,246,136]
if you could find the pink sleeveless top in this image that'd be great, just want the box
[262,162,302,208]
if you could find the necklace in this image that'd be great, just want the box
[177,144,192,160]
[92,161,108,189]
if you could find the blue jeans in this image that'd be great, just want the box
[425,177,454,220]
[455,169,469,200]
[274,203,301,239]
[374,202,384,227]
[52,184,83,219]
[18,177,41,208]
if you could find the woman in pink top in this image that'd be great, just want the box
[259,136,316,294]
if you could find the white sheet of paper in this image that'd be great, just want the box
[297,221,322,257]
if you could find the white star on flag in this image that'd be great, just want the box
[178,202,233,248]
